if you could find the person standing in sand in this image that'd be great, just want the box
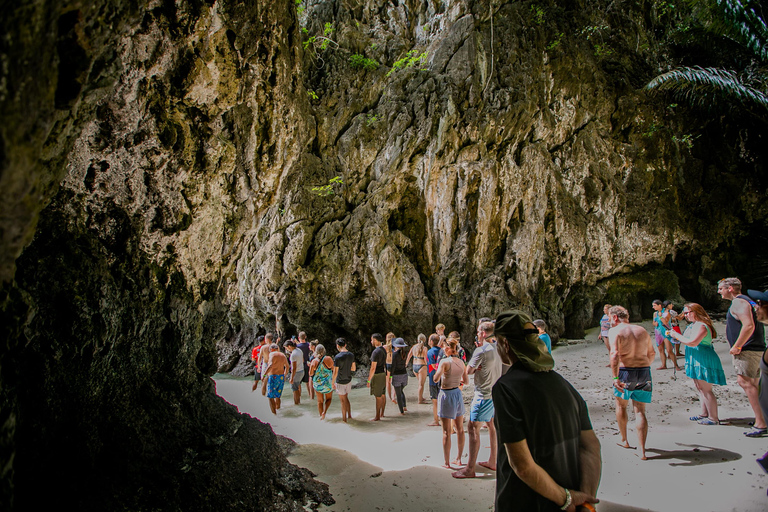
[432,338,467,469]
[284,339,304,405]
[406,333,429,404]
[667,303,726,425]
[262,343,289,415]
[332,338,356,423]
[296,332,314,401]
[258,333,276,396]
[426,334,442,426]
[390,338,409,415]
[309,344,334,420]
[453,320,502,479]
[492,310,601,511]
[367,333,387,421]
[653,300,679,371]
[719,277,767,437]
[609,305,655,460]
[598,304,612,361]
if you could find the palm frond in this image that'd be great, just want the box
[687,0,768,61]
[645,65,768,111]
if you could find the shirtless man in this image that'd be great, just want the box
[258,333,277,396]
[609,305,656,460]
[262,343,289,415]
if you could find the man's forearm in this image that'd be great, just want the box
[579,431,602,496]
[505,443,567,508]
[734,323,755,349]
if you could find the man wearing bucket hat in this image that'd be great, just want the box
[492,310,601,512]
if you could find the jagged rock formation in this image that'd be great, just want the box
[1,0,766,509]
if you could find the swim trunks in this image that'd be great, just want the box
[267,374,285,399]
[370,373,386,397]
[613,367,652,403]
[469,396,495,423]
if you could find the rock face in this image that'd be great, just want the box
[1,0,766,509]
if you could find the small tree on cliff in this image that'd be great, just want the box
[645,0,768,118]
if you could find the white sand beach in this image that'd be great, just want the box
[214,322,768,512]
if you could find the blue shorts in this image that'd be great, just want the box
[267,374,285,399]
[613,367,652,404]
[438,387,464,419]
[469,396,494,423]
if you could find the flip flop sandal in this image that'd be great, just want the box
[690,415,707,421]
[698,418,719,425]
[744,427,768,438]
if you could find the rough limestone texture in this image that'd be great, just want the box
[1,0,767,510]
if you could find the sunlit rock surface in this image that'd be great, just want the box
[1,0,766,509]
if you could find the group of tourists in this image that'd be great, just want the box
[606,277,768,465]
[247,275,768,510]
[251,332,356,421]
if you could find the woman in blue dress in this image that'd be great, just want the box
[668,303,726,425]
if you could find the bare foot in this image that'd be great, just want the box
[452,468,476,479]
[370,417,381,422]
[451,458,464,467]
[418,400,428,404]
[426,422,440,426]
[441,463,452,470]
[656,366,668,370]
[478,461,496,471]
[674,366,682,371]
[640,454,648,461]
[617,441,635,449]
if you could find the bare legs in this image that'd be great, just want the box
[738,374,767,429]
[268,397,281,415]
[316,391,332,420]
[656,339,679,370]
[440,416,465,468]
[694,379,719,421]
[615,397,649,460]
[339,393,352,422]
[417,368,428,403]
[372,394,386,421]
[452,419,496,478]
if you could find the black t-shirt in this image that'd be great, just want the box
[296,342,311,371]
[390,348,407,375]
[334,351,355,384]
[371,346,387,374]
[492,362,592,512]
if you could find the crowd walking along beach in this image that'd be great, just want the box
[243,276,768,510]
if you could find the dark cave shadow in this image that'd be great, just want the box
[645,442,742,466]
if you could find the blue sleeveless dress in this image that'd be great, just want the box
[684,323,726,385]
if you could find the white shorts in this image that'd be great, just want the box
[336,382,352,395]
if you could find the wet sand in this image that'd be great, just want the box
[214,322,768,512]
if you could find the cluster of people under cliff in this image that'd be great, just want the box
[248,275,768,511]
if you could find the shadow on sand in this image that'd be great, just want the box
[645,442,742,466]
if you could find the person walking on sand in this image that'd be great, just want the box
[492,310,601,511]
[385,332,396,404]
[599,304,612,360]
[309,344,334,420]
[259,333,277,396]
[283,339,304,405]
[367,333,387,421]
[332,337,356,422]
[667,303,726,425]
[665,300,684,357]
[453,320,502,479]
[390,338,409,415]
[746,288,768,471]
[406,333,429,404]
[426,334,441,426]
[251,335,267,391]
[653,300,679,371]
[719,277,767,437]
[296,332,314,401]
[432,338,468,469]
[609,305,655,460]
[262,343,289,415]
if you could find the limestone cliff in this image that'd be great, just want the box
[1,0,766,510]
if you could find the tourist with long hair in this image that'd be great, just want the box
[309,344,334,420]
[668,303,726,425]
[406,333,429,404]
[432,338,468,468]
[385,332,396,403]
